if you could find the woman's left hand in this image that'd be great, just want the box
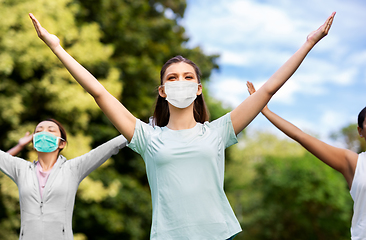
[307,12,336,45]
[29,13,60,50]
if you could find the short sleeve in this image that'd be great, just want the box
[0,150,29,183]
[128,119,154,156]
[208,112,238,148]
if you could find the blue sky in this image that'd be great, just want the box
[181,0,366,143]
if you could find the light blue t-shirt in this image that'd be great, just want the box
[129,113,242,240]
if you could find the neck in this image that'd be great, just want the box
[166,104,196,130]
[37,152,59,171]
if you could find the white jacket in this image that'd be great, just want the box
[0,135,127,240]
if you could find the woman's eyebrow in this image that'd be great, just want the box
[166,71,194,75]
[165,72,177,77]
[183,72,194,75]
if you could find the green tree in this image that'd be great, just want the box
[1,0,120,238]
[225,131,353,240]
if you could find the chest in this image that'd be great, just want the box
[145,129,225,176]
[17,165,77,206]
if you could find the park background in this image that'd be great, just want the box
[0,0,365,239]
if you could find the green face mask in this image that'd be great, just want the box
[33,131,64,153]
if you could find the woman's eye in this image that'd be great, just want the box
[168,76,176,80]
[186,76,193,79]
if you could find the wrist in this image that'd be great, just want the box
[17,143,26,148]
[304,38,317,49]
[50,43,63,53]
[261,107,270,115]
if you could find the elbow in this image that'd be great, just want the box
[91,86,108,100]
[261,84,277,97]
[291,131,305,144]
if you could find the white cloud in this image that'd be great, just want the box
[209,77,249,107]
[319,110,353,135]
[219,48,291,68]
[184,0,366,139]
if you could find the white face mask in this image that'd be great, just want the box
[164,81,200,109]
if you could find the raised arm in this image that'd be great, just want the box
[246,81,358,188]
[29,13,136,142]
[6,132,33,156]
[231,12,336,135]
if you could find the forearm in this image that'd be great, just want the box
[261,107,304,142]
[260,41,314,97]
[50,45,136,140]
[231,41,316,134]
[51,45,106,98]
[261,107,358,185]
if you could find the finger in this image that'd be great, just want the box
[324,12,335,32]
[247,81,254,90]
[327,12,335,28]
[246,81,255,94]
[30,18,41,36]
[29,13,43,36]
[246,81,251,90]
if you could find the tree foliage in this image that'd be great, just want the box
[225,132,353,240]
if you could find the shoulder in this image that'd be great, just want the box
[206,112,232,129]
[58,155,71,166]
[358,151,366,159]
[0,150,31,166]
[135,118,164,136]
[354,151,366,168]
[344,150,361,185]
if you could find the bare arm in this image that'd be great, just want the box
[246,81,358,189]
[7,132,33,156]
[29,13,136,142]
[231,12,336,135]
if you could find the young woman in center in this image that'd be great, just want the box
[30,12,335,240]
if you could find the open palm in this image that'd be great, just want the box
[29,13,60,49]
[246,81,269,112]
[18,132,33,147]
[307,12,335,45]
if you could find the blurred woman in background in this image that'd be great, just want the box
[0,118,127,240]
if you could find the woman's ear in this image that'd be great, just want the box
[358,126,364,138]
[159,85,167,98]
[59,140,66,150]
[197,83,203,96]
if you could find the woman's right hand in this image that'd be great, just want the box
[246,81,269,112]
[306,12,335,46]
[6,132,34,156]
[18,132,33,147]
[29,13,60,50]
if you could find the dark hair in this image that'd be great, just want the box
[358,107,366,129]
[35,118,67,152]
[152,56,210,127]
